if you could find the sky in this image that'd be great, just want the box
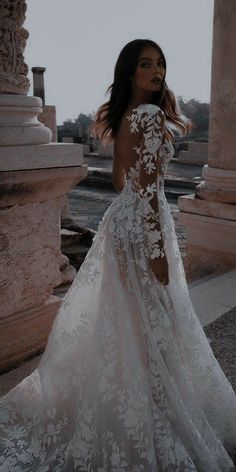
[24,0,214,124]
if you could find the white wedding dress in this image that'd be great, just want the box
[0,104,236,472]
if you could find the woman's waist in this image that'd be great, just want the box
[122,178,166,198]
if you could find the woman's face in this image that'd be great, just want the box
[131,46,166,93]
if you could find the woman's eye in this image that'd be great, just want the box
[140,62,150,68]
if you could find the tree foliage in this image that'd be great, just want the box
[57,112,94,143]
[177,96,209,140]
[57,98,210,144]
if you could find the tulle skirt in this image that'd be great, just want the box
[0,184,236,471]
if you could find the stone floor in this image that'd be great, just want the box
[190,269,236,326]
[203,306,236,393]
[0,351,43,397]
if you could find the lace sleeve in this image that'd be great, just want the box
[128,104,166,261]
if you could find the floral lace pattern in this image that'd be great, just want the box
[0,104,236,471]
[126,104,168,260]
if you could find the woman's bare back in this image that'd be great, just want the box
[113,108,143,186]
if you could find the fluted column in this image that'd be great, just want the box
[0,0,29,95]
[178,0,236,280]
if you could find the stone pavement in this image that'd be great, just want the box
[190,269,236,326]
[203,306,236,393]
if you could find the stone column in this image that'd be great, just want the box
[31,66,58,141]
[178,0,236,280]
[32,66,46,104]
[0,1,87,372]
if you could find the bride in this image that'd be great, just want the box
[0,39,236,471]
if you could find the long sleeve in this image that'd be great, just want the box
[128,104,166,261]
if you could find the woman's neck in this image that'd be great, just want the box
[128,89,153,109]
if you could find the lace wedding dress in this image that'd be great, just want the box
[0,104,236,472]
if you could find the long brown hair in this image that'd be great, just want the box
[92,39,192,143]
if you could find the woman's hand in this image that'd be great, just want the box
[150,256,169,286]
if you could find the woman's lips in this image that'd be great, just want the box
[151,77,162,84]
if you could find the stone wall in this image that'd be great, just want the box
[178,142,208,165]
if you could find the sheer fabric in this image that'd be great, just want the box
[0,103,236,471]
[127,104,167,260]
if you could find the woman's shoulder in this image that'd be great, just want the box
[137,102,164,114]
[126,103,165,134]
[129,103,164,116]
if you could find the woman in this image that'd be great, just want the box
[0,39,236,471]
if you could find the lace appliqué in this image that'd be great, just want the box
[126,104,167,260]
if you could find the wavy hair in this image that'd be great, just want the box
[92,39,192,143]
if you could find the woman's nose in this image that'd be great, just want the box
[154,64,162,76]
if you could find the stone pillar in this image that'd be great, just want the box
[196,0,236,201]
[0,1,87,372]
[32,67,46,104]
[31,66,57,142]
[178,0,236,280]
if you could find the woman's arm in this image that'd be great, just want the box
[128,104,169,285]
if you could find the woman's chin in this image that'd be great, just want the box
[143,84,162,93]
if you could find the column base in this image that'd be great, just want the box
[0,296,62,373]
[0,94,52,146]
[196,165,236,203]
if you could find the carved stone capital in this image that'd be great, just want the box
[0,0,30,95]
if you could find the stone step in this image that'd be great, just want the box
[60,228,83,248]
